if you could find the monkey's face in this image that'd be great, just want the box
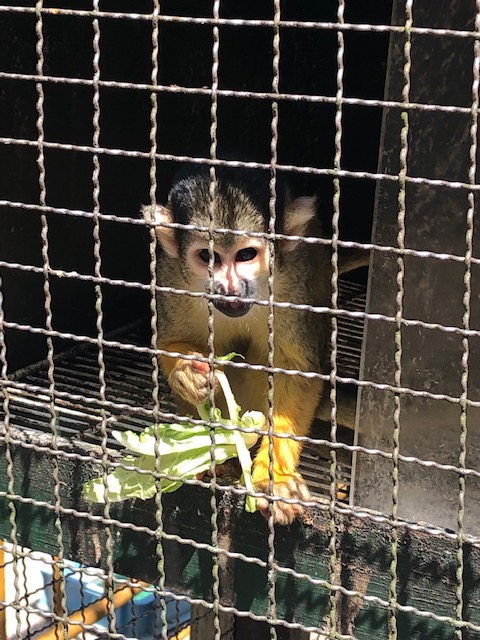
[144,169,319,320]
[185,236,270,318]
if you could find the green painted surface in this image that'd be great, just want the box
[0,428,480,638]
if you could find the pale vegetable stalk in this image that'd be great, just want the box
[216,370,257,512]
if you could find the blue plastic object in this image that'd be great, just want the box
[39,561,191,639]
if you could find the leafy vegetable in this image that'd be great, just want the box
[83,355,263,513]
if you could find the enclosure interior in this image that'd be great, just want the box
[0,0,391,500]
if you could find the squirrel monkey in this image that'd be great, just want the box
[144,163,363,525]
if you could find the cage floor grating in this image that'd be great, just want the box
[2,279,365,501]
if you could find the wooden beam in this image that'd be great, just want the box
[35,581,145,640]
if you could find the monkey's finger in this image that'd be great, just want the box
[191,359,210,374]
[256,496,303,525]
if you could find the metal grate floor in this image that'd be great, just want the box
[2,279,366,500]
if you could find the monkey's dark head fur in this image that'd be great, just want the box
[168,163,288,250]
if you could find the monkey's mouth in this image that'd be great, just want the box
[213,299,254,317]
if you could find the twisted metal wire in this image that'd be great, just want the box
[8,251,480,345]
[10,312,480,435]
[90,4,117,633]
[455,3,480,636]
[34,1,70,636]
[3,4,480,41]
[0,283,21,637]
[388,2,412,637]
[327,1,345,636]
[264,2,281,638]
[10,316,480,425]
[146,2,169,638]
[207,2,221,638]
[1,69,478,116]
[5,135,480,192]
[6,197,480,272]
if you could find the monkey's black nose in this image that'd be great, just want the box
[211,279,254,317]
[213,299,254,317]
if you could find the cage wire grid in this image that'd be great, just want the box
[0,1,480,639]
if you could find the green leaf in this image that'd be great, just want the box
[83,455,158,503]
[215,352,245,362]
[83,354,262,512]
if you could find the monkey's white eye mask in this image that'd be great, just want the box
[188,240,269,317]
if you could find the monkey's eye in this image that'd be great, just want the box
[198,249,221,265]
[236,248,258,262]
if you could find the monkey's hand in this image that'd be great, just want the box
[168,354,219,407]
[253,473,311,526]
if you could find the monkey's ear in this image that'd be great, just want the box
[142,204,179,258]
[281,196,317,252]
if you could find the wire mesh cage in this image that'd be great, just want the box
[1,1,480,639]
